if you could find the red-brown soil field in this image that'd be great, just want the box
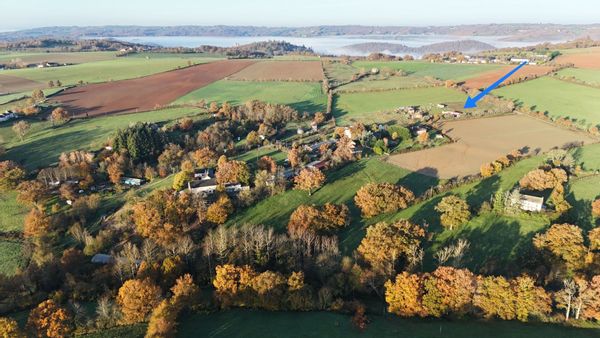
[555,51,600,69]
[0,74,44,94]
[462,65,555,90]
[227,61,324,81]
[387,114,595,179]
[51,60,255,116]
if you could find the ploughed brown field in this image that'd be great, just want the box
[462,65,555,90]
[51,60,255,117]
[227,61,324,81]
[555,52,600,69]
[387,114,596,179]
[0,74,44,94]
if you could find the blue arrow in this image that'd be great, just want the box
[464,61,528,108]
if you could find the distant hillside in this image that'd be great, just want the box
[164,41,315,57]
[0,38,150,51]
[344,40,496,55]
[2,24,600,42]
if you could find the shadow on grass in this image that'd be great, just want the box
[289,100,327,114]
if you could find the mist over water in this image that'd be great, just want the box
[107,35,558,56]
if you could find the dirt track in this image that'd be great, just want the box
[51,60,255,117]
[387,114,595,179]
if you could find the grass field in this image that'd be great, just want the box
[1,54,221,87]
[0,241,25,276]
[333,86,464,125]
[323,61,360,86]
[0,107,209,170]
[0,51,117,64]
[557,68,600,86]
[336,75,435,93]
[177,309,600,338]
[0,191,28,232]
[573,143,600,171]
[351,61,504,81]
[174,80,327,113]
[495,77,600,126]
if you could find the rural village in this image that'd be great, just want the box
[0,20,599,338]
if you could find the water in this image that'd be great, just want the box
[105,35,556,56]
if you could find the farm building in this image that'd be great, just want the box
[122,177,144,186]
[0,111,17,122]
[188,178,218,194]
[519,194,544,212]
[91,254,114,264]
[442,111,463,118]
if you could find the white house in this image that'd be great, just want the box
[442,111,462,118]
[519,194,544,212]
[510,58,530,64]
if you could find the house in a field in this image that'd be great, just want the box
[519,194,544,212]
[510,58,530,64]
[188,178,218,194]
[122,177,144,186]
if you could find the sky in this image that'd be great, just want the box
[1,0,599,31]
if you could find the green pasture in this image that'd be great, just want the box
[351,61,503,81]
[495,77,600,126]
[174,80,327,114]
[333,86,464,125]
[556,68,600,86]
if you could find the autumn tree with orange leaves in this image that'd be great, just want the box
[294,167,325,196]
[191,147,217,168]
[354,182,414,218]
[0,317,24,337]
[533,223,587,271]
[26,299,73,338]
[287,203,349,236]
[131,190,205,248]
[117,278,162,324]
[358,220,425,276]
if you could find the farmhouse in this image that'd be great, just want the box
[510,58,530,64]
[519,194,544,212]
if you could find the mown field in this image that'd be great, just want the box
[177,309,600,338]
[336,75,436,92]
[1,54,221,87]
[174,80,327,113]
[333,86,464,125]
[0,191,28,232]
[351,61,504,81]
[0,107,209,170]
[495,77,600,126]
[0,51,117,64]
[557,68,600,86]
[574,142,600,171]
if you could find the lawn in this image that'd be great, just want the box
[323,61,360,86]
[573,143,600,171]
[0,54,220,86]
[0,107,209,170]
[177,309,600,338]
[566,175,600,230]
[174,80,327,114]
[333,87,464,125]
[495,77,600,126]
[351,61,504,81]
[0,191,28,232]
[0,241,25,276]
[557,68,600,86]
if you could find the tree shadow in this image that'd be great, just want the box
[465,175,501,209]
[289,99,327,114]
